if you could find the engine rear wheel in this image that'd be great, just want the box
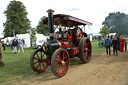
[79,37,92,63]
[51,48,70,78]
[30,48,49,73]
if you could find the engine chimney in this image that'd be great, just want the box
[47,9,54,41]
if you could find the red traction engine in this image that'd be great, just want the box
[30,9,92,78]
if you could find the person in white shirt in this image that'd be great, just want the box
[18,39,24,53]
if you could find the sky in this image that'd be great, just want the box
[0,0,128,38]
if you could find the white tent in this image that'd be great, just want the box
[1,37,14,42]
[35,33,48,41]
[92,33,102,36]
[108,33,116,36]
[16,33,30,48]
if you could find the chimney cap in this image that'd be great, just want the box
[47,9,54,13]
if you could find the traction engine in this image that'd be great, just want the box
[30,9,92,78]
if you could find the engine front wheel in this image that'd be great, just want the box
[51,48,70,78]
[79,37,92,63]
[30,48,49,73]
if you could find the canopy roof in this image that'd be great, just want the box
[43,14,92,27]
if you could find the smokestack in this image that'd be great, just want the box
[47,9,54,41]
[47,9,54,33]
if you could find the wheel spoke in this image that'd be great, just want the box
[63,56,66,61]
[36,63,40,69]
[85,43,89,48]
[62,65,66,72]
[42,62,45,68]
[34,57,38,60]
[41,53,45,60]
[36,53,40,59]
[62,53,66,61]
[39,63,41,70]
[55,64,61,72]
[56,55,62,61]
[65,61,68,64]
[34,61,39,64]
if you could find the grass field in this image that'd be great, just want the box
[0,40,105,84]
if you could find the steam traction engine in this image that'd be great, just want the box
[30,9,92,78]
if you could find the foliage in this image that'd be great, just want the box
[102,12,128,35]
[36,16,48,35]
[29,28,36,36]
[99,25,109,36]
[3,0,31,37]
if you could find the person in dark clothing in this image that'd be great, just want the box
[115,34,120,51]
[12,38,18,54]
[2,41,6,51]
[105,36,111,56]
[111,37,118,56]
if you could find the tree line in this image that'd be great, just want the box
[100,12,128,36]
[3,0,128,38]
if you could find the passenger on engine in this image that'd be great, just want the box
[63,28,68,39]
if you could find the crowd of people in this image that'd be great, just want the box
[98,34,127,56]
[0,38,25,54]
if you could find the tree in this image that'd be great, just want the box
[29,27,37,37]
[3,0,31,37]
[102,12,128,35]
[36,16,48,35]
[99,26,109,36]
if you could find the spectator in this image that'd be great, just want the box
[119,35,125,52]
[105,36,111,56]
[2,41,6,51]
[6,40,10,47]
[22,39,25,48]
[12,38,18,54]
[98,41,101,47]
[100,37,104,48]
[18,39,24,53]
[115,34,120,51]
[111,37,118,56]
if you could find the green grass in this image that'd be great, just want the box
[0,40,105,84]
[91,40,105,58]
[0,47,35,83]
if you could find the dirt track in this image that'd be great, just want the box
[17,51,128,85]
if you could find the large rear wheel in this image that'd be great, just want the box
[30,48,49,73]
[79,37,92,63]
[51,48,70,78]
